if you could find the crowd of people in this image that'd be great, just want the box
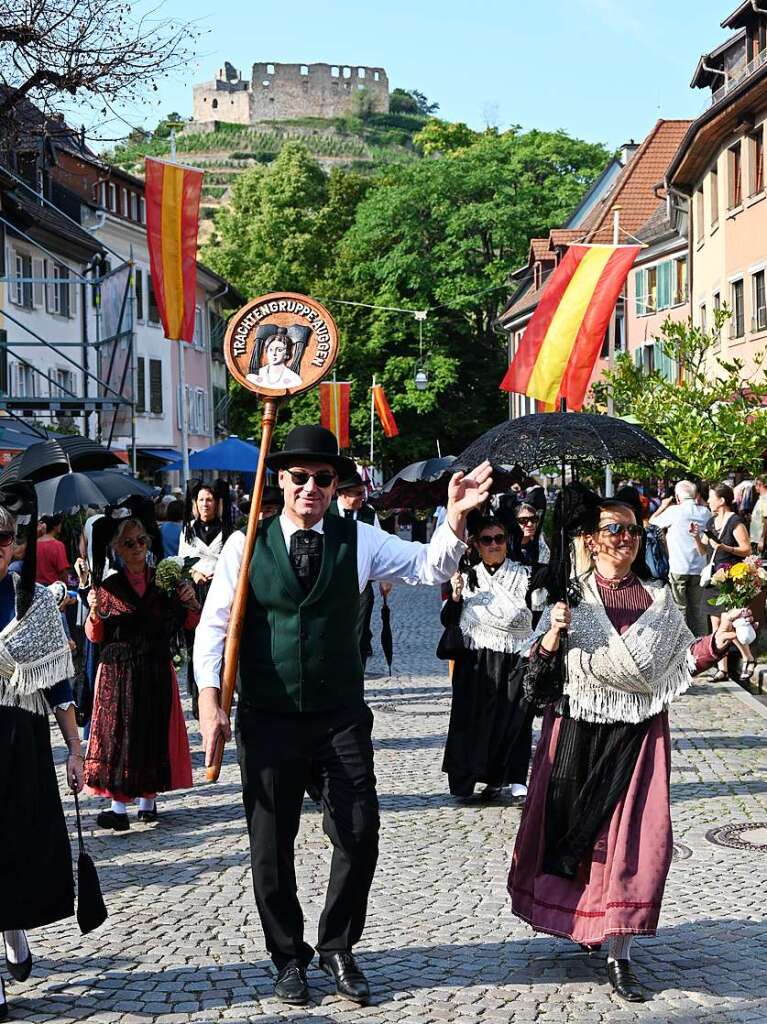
[0,433,762,1016]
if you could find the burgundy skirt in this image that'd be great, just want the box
[508,707,673,944]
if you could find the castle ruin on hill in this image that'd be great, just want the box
[193,62,390,124]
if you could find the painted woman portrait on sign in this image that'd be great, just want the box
[246,326,304,390]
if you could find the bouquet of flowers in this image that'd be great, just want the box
[154,555,200,594]
[709,556,767,643]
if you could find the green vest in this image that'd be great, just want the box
[238,513,363,714]
[329,500,376,525]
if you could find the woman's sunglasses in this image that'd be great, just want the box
[478,533,506,546]
[516,516,538,526]
[598,523,643,538]
[287,469,336,489]
[0,531,15,548]
[121,535,150,550]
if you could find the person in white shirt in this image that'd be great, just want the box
[650,480,711,635]
[749,476,767,552]
[194,425,492,1007]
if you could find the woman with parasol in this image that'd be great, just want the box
[84,515,199,831]
[509,489,751,1002]
[441,515,535,803]
[0,483,81,1020]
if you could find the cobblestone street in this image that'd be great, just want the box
[12,584,767,1023]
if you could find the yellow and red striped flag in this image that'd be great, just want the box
[319,381,351,448]
[372,383,398,438]
[144,157,203,342]
[501,244,640,410]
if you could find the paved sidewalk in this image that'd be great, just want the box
[9,585,767,1023]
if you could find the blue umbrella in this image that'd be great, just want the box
[161,436,261,474]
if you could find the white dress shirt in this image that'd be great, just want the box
[651,499,710,575]
[193,512,466,690]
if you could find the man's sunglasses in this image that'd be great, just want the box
[287,469,336,489]
[121,535,150,550]
[478,533,506,545]
[0,531,15,548]
[598,523,643,538]
[516,516,538,526]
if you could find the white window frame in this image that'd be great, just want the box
[752,267,767,332]
[192,305,205,351]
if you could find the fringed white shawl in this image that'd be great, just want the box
[536,573,694,724]
[459,559,534,655]
[0,578,74,715]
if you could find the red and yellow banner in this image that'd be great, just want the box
[372,383,398,438]
[319,381,351,448]
[501,244,640,410]
[145,157,203,342]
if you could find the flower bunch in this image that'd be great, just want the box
[709,556,767,610]
[154,555,199,594]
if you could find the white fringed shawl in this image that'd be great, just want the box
[0,578,74,714]
[178,529,224,577]
[536,573,694,724]
[459,559,534,655]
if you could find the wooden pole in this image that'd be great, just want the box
[205,397,280,782]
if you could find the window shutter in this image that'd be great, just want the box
[149,359,163,414]
[136,357,145,413]
[45,260,55,313]
[69,274,78,318]
[657,262,672,310]
[634,269,646,315]
[633,347,643,369]
[32,257,44,308]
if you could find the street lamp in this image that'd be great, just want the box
[414,309,428,391]
[415,368,428,391]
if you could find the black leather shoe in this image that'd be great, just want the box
[607,959,646,1002]
[96,810,130,832]
[319,951,370,1005]
[5,931,32,982]
[274,961,309,1005]
[478,785,503,803]
[137,804,158,823]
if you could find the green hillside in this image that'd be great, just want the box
[107,112,429,226]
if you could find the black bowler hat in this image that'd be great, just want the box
[336,469,365,491]
[266,425,356,479]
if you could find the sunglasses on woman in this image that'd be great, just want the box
[0,531,15,548]
[516,516,538,526]
[286,469,336,489]
[121,535,150,550]
[478,533,506,546]
[598,523,643,538]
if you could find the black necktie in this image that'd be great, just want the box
[289,529,323,593]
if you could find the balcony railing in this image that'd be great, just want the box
[710,47,767,107]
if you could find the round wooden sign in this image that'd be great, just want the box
[223,292,339,398]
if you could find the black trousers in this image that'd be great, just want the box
[236,702,380,970]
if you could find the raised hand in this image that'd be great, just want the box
[446,461,493,535]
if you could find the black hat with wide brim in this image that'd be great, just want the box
[337,470,365,491]
[266,425,356,479]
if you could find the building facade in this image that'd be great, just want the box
[667,2,767,373]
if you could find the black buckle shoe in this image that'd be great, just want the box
[607,959,646,1002]
[319,951,370,1005]
[96,810,130,832]
[274,961,309,1005]
[137,803,158,823]
[4,931,32,982]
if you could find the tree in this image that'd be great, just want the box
[389,88,440,117]
[0,0,200,135]
[413,119,479,156]
[591,311,767,480]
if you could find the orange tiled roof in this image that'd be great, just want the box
[581,119,692,243]
[549,228,583,247]
[529,238,553,263]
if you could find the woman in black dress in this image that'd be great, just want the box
[0,483,82,1021]
[441,516,535,802]
[690,482,754,681]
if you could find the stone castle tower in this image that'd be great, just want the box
[193,62,390,124]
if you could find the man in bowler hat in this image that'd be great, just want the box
[328,469,390,666]
[195,425,492,1006]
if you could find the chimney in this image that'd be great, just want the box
[621,139,639,165]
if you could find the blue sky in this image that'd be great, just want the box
[90,0,734,150]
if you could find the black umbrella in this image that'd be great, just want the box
[375,456,524,510]
[35,471,157,516]
[1,437,124,484]
[380,593,393,676]
[455,412,681,473]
